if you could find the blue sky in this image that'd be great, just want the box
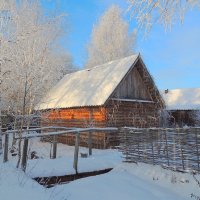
[41,0,200,90]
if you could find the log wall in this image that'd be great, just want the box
[41,107,106,128]
[41,100,160,148]
[41,107,113,148]
[106,100,159,128]
[168,110,200,127]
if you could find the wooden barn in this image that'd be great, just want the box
[162,88,200,127]
[37,54,165,148]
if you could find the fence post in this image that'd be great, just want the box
[150,129,155,165]
[21,138,29,172]
[124,128,128,161]
[3,133,9,162]
[0,128,2,155]
[137,133,140,161]
[195,128,200,172]
[73,131,80,174]
[178,128,185,170]
[164,129,170,166]
[52,135,57,159]
[88,131,92,156]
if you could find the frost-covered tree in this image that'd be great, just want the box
[0,0,73,165]
[0,0,73,115]
[127,0,200,30]
[86,5,136,68]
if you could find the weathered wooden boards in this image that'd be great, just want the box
[112,67,152,100]
[21,138,29,171]
[52,135,57,159]
[0,137,2,154]
[3,133,9,162]
[73,132,80,174]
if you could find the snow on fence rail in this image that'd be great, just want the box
[13,127,119,139]
[119,127,200,173]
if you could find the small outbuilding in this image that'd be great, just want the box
[162,88,200,127]
[37,54,164,148]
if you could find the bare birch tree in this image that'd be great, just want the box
[86,5,136,68]
[0,0,73,166]
[127,0,200,30]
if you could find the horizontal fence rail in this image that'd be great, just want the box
[13,127,119,139]
[119,127,200,173]
[5,126,76,134]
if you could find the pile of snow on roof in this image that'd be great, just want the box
[36,54,139,110]
[162,88,200,110]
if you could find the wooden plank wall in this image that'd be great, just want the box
[135,60,165,109]
[112,67,151,100]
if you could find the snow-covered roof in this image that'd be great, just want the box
[162,88,200,110]
[36,54,139,110]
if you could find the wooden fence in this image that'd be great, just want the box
[3,126,200,174]
[2,127,118,173]
[119,127,200,173]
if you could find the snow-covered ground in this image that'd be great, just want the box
[1,139,200,200]
[27,147,121,178]
[52,163,200,200]
[1,161,200,200]
[2,139,122,177]
[0,163,51,200]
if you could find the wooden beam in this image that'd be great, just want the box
[110,98,154,103]
[3,133,9,163]
[14,127,119,139]
[73,132,80,174]
[52,135,57,159]
[21,138,29,171]
[88,131,92,156]
[6,126,75,134]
